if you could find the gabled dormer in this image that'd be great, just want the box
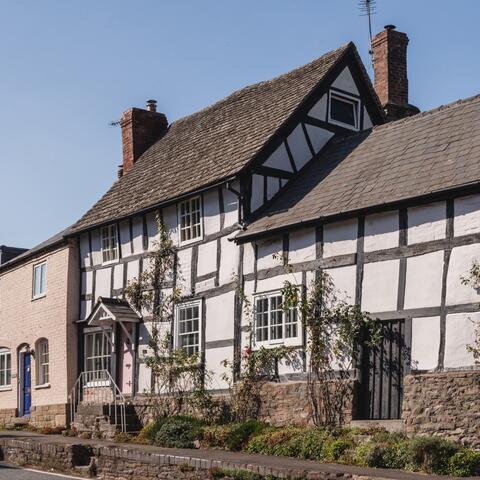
[242,42,385,220]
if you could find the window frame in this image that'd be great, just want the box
[328,91,360,131]
[174,300,202,356]
[178,196,203,246]
[0,349,12,390]
[32,261,47,299]
[36,339,49,386]
[253,290,300,347]
[101,224,119,265]
[84,330,112,374]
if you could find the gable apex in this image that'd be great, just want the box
[332,66,360,95]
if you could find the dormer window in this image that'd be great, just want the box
[179,196,203,245]
[329,92,359,130]
[101,224,119,263]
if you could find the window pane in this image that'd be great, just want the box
[330,96,356,126]
[40,263,47,294]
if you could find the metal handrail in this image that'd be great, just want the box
[68,369,126,433]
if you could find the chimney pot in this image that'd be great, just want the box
[371,26,419,121]
[146,99,157,112]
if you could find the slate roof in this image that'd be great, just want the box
[87,297,141,323]
[0,227,70,272]
[236,94,480,240]
[71,43,358,233]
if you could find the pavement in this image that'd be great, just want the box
[0,462,79,480]
[0,430,474,480]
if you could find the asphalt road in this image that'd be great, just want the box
[0,463,79,480]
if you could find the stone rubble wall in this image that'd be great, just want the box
[0,436,393,479]
[0,408,17,425]
[30,403,69,428]
[403,370,480,449]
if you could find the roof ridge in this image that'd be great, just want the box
[373,92,480,132]
[168,43,352,128]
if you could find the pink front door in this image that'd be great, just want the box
[119,325,134,394]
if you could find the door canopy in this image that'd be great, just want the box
[86,297,141,328]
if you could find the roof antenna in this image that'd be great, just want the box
[358,0,377,69]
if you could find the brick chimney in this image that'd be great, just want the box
[371,25,419,121]
[119,100,168,177]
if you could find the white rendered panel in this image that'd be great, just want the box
[251,174,264,212]
[119,220,132,257]
[332,67,359,95]
[126,259,140,283]
[325,265,356,303]
[81,271,93,295]
[363,107,373,129]
[304,124,333,153]
[287,124,311,171]
[223,185,239,228]
[197,240,217,276]
[243,243,255,275]
[408,202,446,245]
[454,194,480,236]
[263,143,293,172]
[288,228,316,264]
[362,260,399,312]
[257,237,282,271]
[404,251,444,309]
[444,312,478,368]
[205,292,235,342]
[256,273,293,294]
[323,219,357,258]
[219,235,237,285]
[203,188,221,236]
[113,264,123,291]
[308,94,327,121]
[90,229,102,266]
[411,316,440,371]
[131,216,144,254]
[146,212,159,250]
[267,176,279,200]
[95,267,111,299]
[177,248,192,294]
[364,211,399,252]
[446,243,480,305]
[205,346,233,390]
[79,233,90,268]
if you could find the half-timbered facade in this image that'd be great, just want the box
[65,25,480,440]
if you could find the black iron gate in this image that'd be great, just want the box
[357,319,410,420]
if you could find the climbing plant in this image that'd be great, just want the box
[222,292,299,421]
[124,213,216,419]
[280,269,380,427]
[460,260,480,365]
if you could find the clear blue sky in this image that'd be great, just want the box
[2,0,479,248]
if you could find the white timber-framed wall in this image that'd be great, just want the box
[74,53,383,396]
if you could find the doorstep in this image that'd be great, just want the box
[350,419,405,432]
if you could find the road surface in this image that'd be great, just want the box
[0,463,79,480]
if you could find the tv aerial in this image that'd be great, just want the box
[358,0,377,68]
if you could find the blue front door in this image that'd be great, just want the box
[23,352,31,416]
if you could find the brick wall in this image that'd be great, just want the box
[0,240,79,422]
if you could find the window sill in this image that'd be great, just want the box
[31,294,47,302]
[178,236,204,248]
[101,259,119,267]
[0,386,12,392]
[34,383,50,390]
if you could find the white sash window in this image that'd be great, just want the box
[0,349,11,388]
[179,196,203,245]
[101,224,119,263]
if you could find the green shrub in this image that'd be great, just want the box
[448,450,480,477]
[202,421,268,451]
[153,416,204,449]
[354,440,408,470]
[297,429,329,460]
[405,436,460,475]
[321,436,355,463]
[133,418,168,444]
[246,426,304,456]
